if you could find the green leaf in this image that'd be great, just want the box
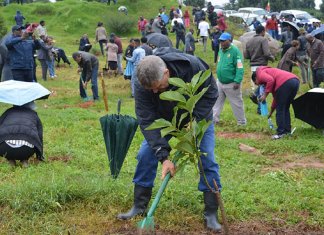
[161,126,177,137]
[193,87,209,104]
[175,141,195,155]
[160,91,186,103]
[178,112,189,129]
[172,106,178,126]
[196,120,212,145]
[169,77,188,90]
[192,70,211,94]
[186,96,196,114]
[145,119,172,130]
[191,70,204,88]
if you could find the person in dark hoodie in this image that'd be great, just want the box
[0,104,44,167]
[72,51,99,101]
[117,48,222,233]
[14,11,25,26]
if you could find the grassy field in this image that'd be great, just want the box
[0,1,324,234]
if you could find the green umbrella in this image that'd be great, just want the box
[99,99,138,178]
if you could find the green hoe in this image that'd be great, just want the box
[137,172,171,234]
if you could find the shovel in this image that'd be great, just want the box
[138,172,171,234]
[80,75,89,102]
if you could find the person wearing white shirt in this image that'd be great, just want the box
[197,17,210,52]
[171,14,184,27]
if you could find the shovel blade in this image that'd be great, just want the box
[138,216,154,234]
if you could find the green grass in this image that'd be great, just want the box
[0,1,324,234]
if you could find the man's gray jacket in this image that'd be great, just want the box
[244,34,273,66]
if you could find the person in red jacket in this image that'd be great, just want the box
[252,66,299,139]
[216,12,227,32]
[137,16,148,37]
[265,14,278,39]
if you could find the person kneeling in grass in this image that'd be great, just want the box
[252,67,300,140]
[0,103,44,167]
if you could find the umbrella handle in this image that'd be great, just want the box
[117,98,121,116]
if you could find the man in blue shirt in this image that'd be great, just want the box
[126,38,145,97]
[5,25,40,82]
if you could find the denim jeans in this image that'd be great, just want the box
[133,124,221,192]
[80,64,99,100]
[46,59,55,77]
[130,66,138,97]
[275,78,299,135]
[268,30,276,39]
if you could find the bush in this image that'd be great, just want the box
[31,4,56,15]
[0,15,7,38]
[106,15,135,35]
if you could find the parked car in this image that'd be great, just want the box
[224,10,238,17]
[238,7,268,17]
[279,10,321,24]
[228,13,266,32]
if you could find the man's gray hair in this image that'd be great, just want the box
[137,55,166,88]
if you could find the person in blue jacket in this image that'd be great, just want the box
[14,11,25,26]
[5,25,40,82]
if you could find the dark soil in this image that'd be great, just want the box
[105,221,323,235]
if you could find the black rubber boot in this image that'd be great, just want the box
[203,191,222,232]
[117,185,152,220]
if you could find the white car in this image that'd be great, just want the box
[228,13,266,32]
[224,10,238,17]
[238,7,268,17]
[279,10,321,24]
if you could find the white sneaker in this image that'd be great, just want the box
[271,134,285,140]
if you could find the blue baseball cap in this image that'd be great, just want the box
[12,25,22,32]
[219,32,232,41]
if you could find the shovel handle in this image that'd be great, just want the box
[146,172,171,217]
[117,98,121,115]
[101,75,108,112]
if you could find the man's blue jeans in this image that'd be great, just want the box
[268,30,276,39]
[79,65,99,100]
[133,124,221,192]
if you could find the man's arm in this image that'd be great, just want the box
[262,38,275,62]
[135,86,171,163]
[313,41,324,68]
[5,37,22,49]
[126,49,138,63]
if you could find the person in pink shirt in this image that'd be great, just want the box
[183,9,190,28]
[137,16,147,37]
[252,66,299,139]
[216,12,227,32]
